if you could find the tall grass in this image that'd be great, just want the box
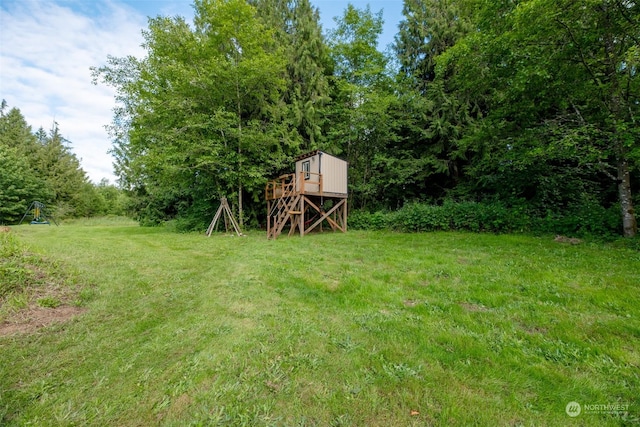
[1,222,638,426]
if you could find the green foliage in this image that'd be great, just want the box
[252,0,332,149]
[0,106,50,223]
[94,0,293,229]
[0,145,47,224]
[327,4,388,87]
[86,0,638,237]
[95,179,129,216]
[395,0,471,91]
[533,201,622,239]
[1,102,108,222]
[350,199,622,237]
[430,0,639,236]
[326,5,403,210]
[347,210,389,230]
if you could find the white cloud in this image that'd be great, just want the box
[0,0,148,183]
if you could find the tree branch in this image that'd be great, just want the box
[571,102,587,125]
[614,0,640,45]
[554,18,600,87]
[597,161,618,181]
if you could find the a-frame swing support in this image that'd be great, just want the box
[206,197,242,237]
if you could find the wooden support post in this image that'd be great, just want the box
[343,199,348,231]
[299,196,305,237]
[266,200,271,237]
[288,216,297,237]
[206,204,224,236]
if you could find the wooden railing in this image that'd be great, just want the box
[265,174,295,201]
[265,172,323,200]
[298,171,322,195]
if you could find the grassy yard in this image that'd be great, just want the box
[1,220,639,426]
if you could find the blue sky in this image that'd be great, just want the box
[0,0,403,183]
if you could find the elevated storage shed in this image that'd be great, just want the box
[266,150,348,239]
[295,151,348,197]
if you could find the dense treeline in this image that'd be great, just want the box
[0,101,127,223]
[93,0,639,236]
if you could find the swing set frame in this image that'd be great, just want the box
[18,201,58,226]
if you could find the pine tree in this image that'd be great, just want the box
[395,0,470,93]
[34,123,97,217]
[252,0,331,150]
[0,102,49,221]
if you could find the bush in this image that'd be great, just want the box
[390,203,451,232]
[533,202,621,238]
[348,210,389,230]
[349,199,623,237]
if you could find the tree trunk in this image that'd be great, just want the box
[600,6,636,238]
[236,60,243,228]
[238,181,243,228]
[617,158,637,237]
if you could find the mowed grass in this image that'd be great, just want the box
[1,220,639,426]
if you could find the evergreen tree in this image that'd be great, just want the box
[252,0,332,150]
[395,0,470,93]
[392,0,473,201]
[0,102,40,163]
[33,123,98,217]
[1,101,102,220]
[0,102,51,222]
[0,145,46,223]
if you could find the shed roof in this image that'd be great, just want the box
[294,150,321,162]
[294,150,346,162]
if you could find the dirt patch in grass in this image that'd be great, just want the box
[0,269,88,337]
[1,232,89,336]
[459,302,489,312]
[0,305,86,336]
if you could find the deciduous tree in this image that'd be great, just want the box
[93,0,289,228]
[438,0,638,236]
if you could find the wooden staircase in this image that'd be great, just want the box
[267,192,301,239]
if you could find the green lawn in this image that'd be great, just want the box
[1,220,639,426]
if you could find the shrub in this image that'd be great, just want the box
[348,199,623,237]
[348,210,389,230]
[390,203,451,232]
[533,202,621,238]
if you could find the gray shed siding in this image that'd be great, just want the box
[295,151,347,196]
